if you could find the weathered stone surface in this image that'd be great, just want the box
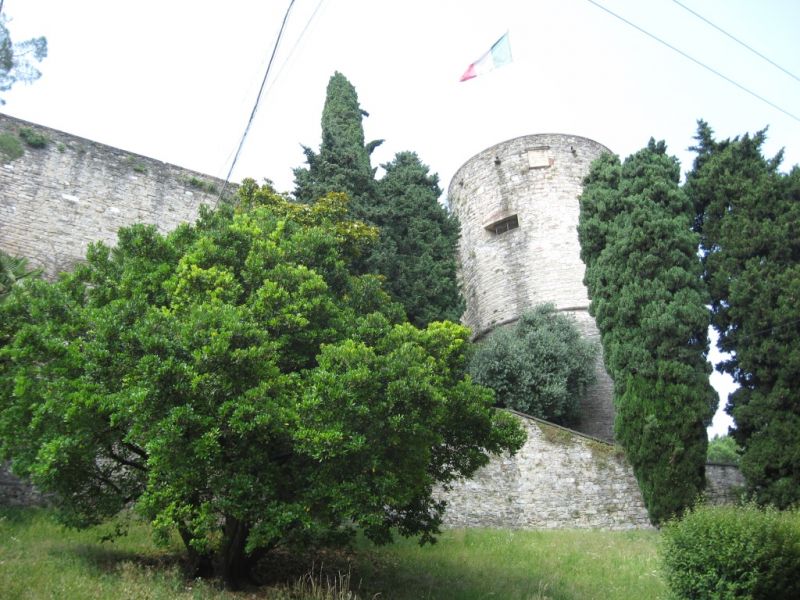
[437,412,652,529]
[0,463,44,506]
[0,113,228,278]
[705,463,746,505]
[447,134,616,441]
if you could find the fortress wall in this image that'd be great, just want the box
[437,412,652,529]
[0,113,227,278]
[705,463,746,505]
[0,119,745,523]
[448,134,616,441]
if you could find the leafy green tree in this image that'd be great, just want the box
[686,122,800,508]
[707,434,741,465]
[370,151,463,326]
[0,183,524,589]
[0,14,47,104]
[467,304,596,425]
[294,73,463,326]
[578,140,716,524]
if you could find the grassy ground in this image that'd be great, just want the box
[0,508,667,599]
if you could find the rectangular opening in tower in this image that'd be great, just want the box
[486,214,519,235]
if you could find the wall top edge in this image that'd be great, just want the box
[0,112,228,185]
[447,133,613,197]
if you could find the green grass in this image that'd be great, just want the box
[354,528,666,600]
[0,508,667,599]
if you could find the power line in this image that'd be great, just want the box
[584,0,800,124]
[216,0,296,206]
[268,0,327,94]
[672,0,800,85]
[214,0,326,184]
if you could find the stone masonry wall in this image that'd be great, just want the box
[0,463,43,506]
[705,463,746,505]
[0,113,227,278]
[447,134,615,441]
[438,411,652,529]
[0,114,229,506]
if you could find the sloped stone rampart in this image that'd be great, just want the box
[0,113,227,278]
[437,412,653,529]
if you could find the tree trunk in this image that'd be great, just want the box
[220,516,253,590]
[178,526,214,579]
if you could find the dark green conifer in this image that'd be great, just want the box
[370,152,463,327]
[686,122,800,508]
[294,74,463,327]
[293,71,381,218]
[578,140,716,524]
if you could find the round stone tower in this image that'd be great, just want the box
[448,133,615,441]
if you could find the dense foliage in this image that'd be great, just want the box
[686,122,800,508]
[0,250,41,303]
[468,304,596,425]
[0,184,524,588]
[707,434,741,465]
[369,152,463,326]
[661,504,800,599]
[0,14,47,104]
[578,140,716,524]
[293,72,462,326]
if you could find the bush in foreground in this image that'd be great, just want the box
[0,184,525,589]
[660,504,800,599]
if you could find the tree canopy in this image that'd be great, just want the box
[685,121,800,508]
[467,304,596,425]
[0,184,524,588]
[293,72,463,327]
[578,140,716,524]
[0,14,47,104]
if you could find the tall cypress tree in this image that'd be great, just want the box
[293,74,463,327]
[293,71,382,218]
[578,140,716,524]
[686,122,800,508]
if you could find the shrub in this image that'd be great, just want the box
[707,434,741,465]
[0,132,23,161]
[468,304,596,425]
[660,504,800,599]
[18,127,48,148]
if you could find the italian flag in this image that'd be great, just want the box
[460,32,512,82]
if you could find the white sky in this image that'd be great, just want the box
[4,0,800,438]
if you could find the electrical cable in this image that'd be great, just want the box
[267,0,327,96]
[214,0,326,186]
[672,0,800,85]
[584,0,800,124]
[216,0,296,206]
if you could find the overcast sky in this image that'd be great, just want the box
[4,0,800,437]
